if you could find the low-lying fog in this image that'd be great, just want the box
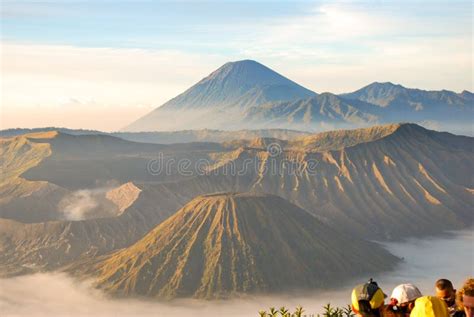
[1,230,472,317]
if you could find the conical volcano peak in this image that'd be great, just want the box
[177,192,296,221]
[180,59,316,107]
[76,192,396,299]
[346,82,407,100]
[123,60,316,131]
[205,59,293,87]
[225,59,262,66]
[213,59,265,73]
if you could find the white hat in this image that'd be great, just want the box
[390,284,422,304]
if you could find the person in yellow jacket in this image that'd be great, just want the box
[410,296,450,317]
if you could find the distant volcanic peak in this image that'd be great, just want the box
[344,82,471,108]
[367,81,405,89]
[123,59,317,131]
[209,60,292,84]
[225,59,263,67]
[209,60,268,78]
[198,59,315,98]
[360,82,472,99]
[343,81,402,96]
[353,82,407,98]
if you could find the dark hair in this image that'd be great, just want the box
[436,279,454,291]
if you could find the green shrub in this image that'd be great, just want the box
[258,304,354,317]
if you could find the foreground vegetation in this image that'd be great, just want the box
[258,304,354,317]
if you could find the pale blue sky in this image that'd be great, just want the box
[1,0,472,130]
[2,1,307,49]
[2,1,471,52]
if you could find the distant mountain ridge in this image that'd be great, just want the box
[0,127,311,144]
[341,82,473,126]
[155,123,473,239]
[342,82,472,108]
[1,123,472,279]
[121,60,473,134]
[243,92,379,128]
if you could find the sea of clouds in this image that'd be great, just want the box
[1,230,472,317]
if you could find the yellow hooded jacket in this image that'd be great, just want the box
[410,296,449,317]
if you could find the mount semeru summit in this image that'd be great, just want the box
[124,60,316,131]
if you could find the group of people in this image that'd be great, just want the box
[351,278,474,317]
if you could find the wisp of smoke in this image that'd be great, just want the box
[59,190,99,220]
[57,184,120,221]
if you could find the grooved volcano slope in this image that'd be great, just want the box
[80,193,396,299]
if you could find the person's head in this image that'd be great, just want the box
[390,283,422,314]
[410,296,449,317]
[436,279,456,306]
[457,278,474,317]
[351,279,386,317]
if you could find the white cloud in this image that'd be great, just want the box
[0,273,352,317]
